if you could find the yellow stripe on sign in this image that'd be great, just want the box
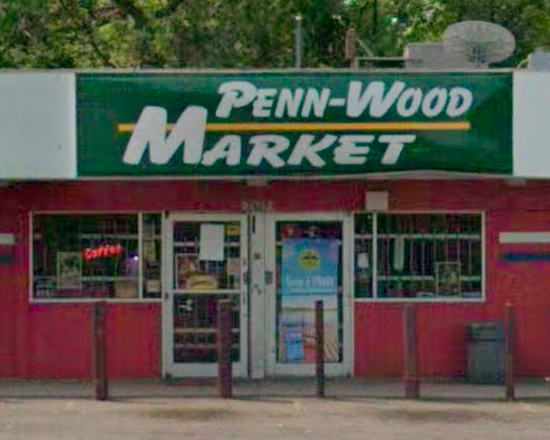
[117,121,471,133]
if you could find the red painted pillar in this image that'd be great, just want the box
[217,300,233,399]
[403,304,420,399]
[505,303,515,402]
[315,300,325,398]
[92,301,108,401]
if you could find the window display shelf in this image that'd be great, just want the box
[173,289,241,295]
[276,240,342,245]
[174,343,239,350]
[375,233,481,240]
[81,233,142,240]
[82,276,138,282]
[35,275,141,283]
[377,275,481,281]
[173,328,240,334]
[355,234,480,240]
[173,241,240,247]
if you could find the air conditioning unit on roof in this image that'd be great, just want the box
[404,43,478,69]
[528,52,550,70]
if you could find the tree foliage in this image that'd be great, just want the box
[1,0,550,68]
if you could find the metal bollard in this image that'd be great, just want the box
[505,303,515,402]
[217,299,233,399]
[403,304,420,399]
[92,300,108,401]
[315,300,325,398]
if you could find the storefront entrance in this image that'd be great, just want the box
[162,212,352,379]
[264,213,353,377]
[163,213,249,378]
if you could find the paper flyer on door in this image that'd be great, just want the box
[280,238,339,363]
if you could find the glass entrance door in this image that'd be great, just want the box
[163,214,248,378]
[265,213,352,376]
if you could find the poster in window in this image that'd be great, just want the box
[199,224,225,261]
[280,238,340,363]
[56,252,82,290]
[435,262,461,296]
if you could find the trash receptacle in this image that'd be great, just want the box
[466,323,505,384]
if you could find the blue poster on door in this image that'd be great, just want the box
[280,239,339,363]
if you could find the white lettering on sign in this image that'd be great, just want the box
[396,88,423,117]
[284,275,337,292]
[287,135,336,167]
[246,135,290,168]
[447,87,473,117]
[122,108,417,169]
[301,88,331,118]
[253,88,277,117]
[121,78,473,171]
[333,135,374,165]
[274,89,304,118]
[213,80,473,119]
[379,135,416,165]
[347,81,406,118]
[216,81,257,118]
[201,135,241,166]
[422,88,448,118]
[123,106,206,165]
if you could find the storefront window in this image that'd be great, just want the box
[142,213,163,299]
[32,213,162,300]
[354,213,483,300]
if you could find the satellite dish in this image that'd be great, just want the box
[442,21,516,66]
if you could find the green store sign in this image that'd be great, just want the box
[77,72,512,177]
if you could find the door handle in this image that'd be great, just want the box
[265,271,274,285]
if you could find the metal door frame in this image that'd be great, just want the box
[162,213,249,378]
[264,212,353,377]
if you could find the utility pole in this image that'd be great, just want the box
[345,27,358,67]
[294,14,303,69]
[373,0,378,38]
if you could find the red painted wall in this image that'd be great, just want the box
[0,179,549,379]
[353,182,550,378]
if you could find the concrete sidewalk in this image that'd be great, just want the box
[1,382,550,440]
[0,378,549,401]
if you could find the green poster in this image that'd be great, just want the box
[77,72,512,177]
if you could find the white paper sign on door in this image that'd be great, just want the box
[199,224,225,261]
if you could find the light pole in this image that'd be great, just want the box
[294,13,303,69]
